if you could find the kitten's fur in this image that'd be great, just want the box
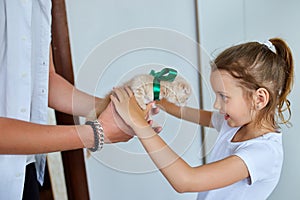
[127,74,191,109]
[88,73,191,120]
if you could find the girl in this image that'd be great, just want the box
[111,38,294,200]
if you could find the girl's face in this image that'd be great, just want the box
[210,70,253,127]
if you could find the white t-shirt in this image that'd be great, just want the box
[0,0,52,199]
[197,112,283,200]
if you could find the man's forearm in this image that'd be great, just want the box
[0,117,94,154]
[48,71,103,117]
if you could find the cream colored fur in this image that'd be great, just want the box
[126,74,191,109]
[87,73,191,120]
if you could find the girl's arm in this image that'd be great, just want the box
[111,87,249,192]
[135,126,248,192]
[157,98,213,127]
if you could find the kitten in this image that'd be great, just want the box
[87,73,191,120]
[126,74,191,110]
[85,73,191,156]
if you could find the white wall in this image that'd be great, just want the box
[198,0,300,199]
[65,0,300,199]
[66,1,202,200]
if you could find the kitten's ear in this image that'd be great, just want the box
[179,82,191,95]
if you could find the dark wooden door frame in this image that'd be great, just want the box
[51,0,90,199]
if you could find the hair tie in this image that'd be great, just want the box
[261,40,277,54]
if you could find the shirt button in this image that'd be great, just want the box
[41,89,46,94]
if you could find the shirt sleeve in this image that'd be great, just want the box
[234,139,283,185]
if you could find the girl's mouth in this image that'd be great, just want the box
[224,114,230,120]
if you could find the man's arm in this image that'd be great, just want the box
[48,45,134,144]
[48,46,103,117]
[0,117,94,154]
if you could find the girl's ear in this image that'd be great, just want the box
[254,88,269,110]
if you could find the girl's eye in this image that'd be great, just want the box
[219,93,227,101]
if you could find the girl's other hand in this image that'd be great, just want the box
[110,87,151,129]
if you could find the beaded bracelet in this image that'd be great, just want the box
[85,120,104,152]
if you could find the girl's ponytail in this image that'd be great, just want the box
[270,38,294,124]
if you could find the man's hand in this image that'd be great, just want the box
[98,101,134,143]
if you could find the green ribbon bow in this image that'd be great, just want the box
[149,68,178,101]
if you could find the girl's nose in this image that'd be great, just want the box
[213,98,221,110]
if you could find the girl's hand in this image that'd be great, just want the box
[110,87,152,130]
